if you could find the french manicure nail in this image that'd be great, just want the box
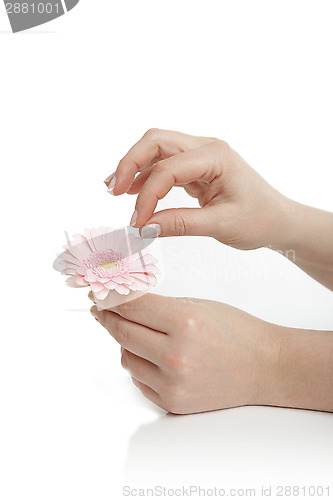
[107,176,116,194]
[130,209,138,227]
[140,223,161,239]
[90,307,98,319]
[104,172,116,186]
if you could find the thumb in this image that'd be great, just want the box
[139,206,218,238]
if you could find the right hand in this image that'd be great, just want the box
[90,293,281,414]
[105,129,290,250]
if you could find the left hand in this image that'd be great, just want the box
[90,292,279,414]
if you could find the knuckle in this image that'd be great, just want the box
[154,158,170,172]
[162,349,191,376]
[172,210,187,236]
[212,138,230,154]
[149,160,174,183]
[144,128,160,141]
[181,311,198,333]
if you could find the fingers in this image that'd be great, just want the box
[109,129,216,195]
[183,180,208,203]
[132,144,223,227]
[131,377,163,408]
[91,306,167,365]
[122,349,161,392]
[140,206,220,238]
[126,168,153,195]
[103,293,183,335]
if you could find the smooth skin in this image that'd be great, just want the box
[97,129,333,414]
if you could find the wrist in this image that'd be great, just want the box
[248,321,284,406]
[263,195,301,254]
[261,325,333,412]
[266,197,333,267]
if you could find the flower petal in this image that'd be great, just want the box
[104,280,118,290]
[76,276,88,286]
[129,279,150,292]
[115,284,131,295]
[66,276,86,288]
[84,269,98,283]
[61,268,78,276]
[129,272,150,283]
[147,274,157,286]
[109,275,127,284]
[93,288,109,300]
[90,282,105,293]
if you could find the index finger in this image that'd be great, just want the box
[107,293,184,335]
[112,129,214,195]
[92,306,166,365]
[132,144,222,227]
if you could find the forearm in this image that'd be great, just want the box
[271,198,333,290]
[263,325,333,413]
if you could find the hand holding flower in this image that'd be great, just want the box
[90,293,333,414]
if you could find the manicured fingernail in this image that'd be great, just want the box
[90,307,98,319]
[132,377,139,388]
[107,176,116,195]
[130,209,138,227]
[140,223,161,239]
[104,172,116,186]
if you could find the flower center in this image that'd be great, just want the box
[100,260,117,270]
[84,249,125,279]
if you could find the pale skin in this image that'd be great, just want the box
[93,129,333,414]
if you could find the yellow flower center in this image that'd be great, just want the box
[100,261,117,270]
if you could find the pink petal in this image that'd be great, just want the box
[142,254,159,265]
[93,288,109,300]
[76,276,88,286]
[61,269,78,276]
[109,275,126,284]
[70,234,93,259]
[84,229,98,252]
[118,234,146,257]
[84,269,98,283]
[98,277,111,283]
[66,276,86,288]
[115,284,131,295]
[129,272,150,283]
[90,282,105,293]
[143,264,161,274]
[104,280,118,290]
[147,274,157,286]
[129,279,149,292]
[90,228,105,252]
[115,274,133,285]
[62,253,80,266]
[130,263,159,274]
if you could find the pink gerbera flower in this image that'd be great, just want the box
[55,227,160,301]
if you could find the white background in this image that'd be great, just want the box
[0,1,332,499]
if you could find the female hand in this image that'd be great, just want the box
[90,292,279,414]
[90,292,333,414]
[105,129,289,250]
